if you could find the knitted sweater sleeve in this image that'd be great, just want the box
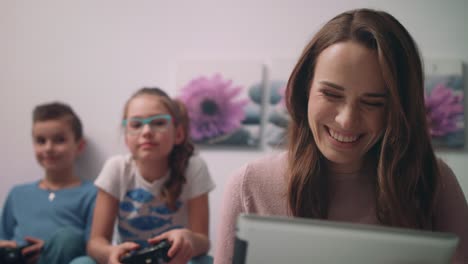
[433,159,468,263]
[213,164,248,264]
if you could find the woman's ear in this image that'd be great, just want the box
[175,125,185,145]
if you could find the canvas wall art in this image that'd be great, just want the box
[175,60,265,147]
[265,59,296,148]
[424,60,465,149]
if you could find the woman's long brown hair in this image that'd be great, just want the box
[123,87,194,210]
[286,9,438,229]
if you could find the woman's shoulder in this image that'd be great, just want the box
[247,151,287,172]
[249,150,288,167]
[433,157,467,212]
[224,151,289,212]
[230,151,288,188]
[432,158,468,261]
[435,158,460,189]
[436,158,456,181]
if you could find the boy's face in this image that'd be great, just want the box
[32,118,84,174]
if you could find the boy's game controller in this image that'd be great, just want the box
[0,242,34,264]
[120,239,171,264]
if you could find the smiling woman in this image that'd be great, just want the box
[307,41,387,172]
[214,8,468,264]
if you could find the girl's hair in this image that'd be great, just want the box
[286,8,438,229]
[123,87,194,209]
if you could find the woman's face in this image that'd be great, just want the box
[307,41,387,172]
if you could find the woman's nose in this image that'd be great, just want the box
[335,104,359,130]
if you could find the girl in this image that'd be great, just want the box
[88,88,215,264]
[214,8,468,264]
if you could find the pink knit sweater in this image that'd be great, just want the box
[214,151,468,263]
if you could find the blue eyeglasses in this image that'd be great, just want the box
[122,114,172,135]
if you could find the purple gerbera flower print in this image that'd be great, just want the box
[178,74,249,141]
[425,83,464,137]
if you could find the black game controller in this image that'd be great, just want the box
[0,242,34,264]
[120,239,171,264]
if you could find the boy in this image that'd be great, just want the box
[0,102,97,264]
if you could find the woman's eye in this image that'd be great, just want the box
[362,101,385,107]
[322,91,342,98]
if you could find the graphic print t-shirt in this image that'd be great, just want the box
[95,154,215,245]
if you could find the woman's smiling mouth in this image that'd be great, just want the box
[327,127,360,143]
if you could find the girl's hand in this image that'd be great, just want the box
[23,237,44,264]
[107,242,140,264]
[148,229,194,264]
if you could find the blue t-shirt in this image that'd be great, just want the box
[0,180,97,245]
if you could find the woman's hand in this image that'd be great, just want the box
[148,229,194,264]
[107,242,140,264]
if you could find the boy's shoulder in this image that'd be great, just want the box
[74,180,97,201]
[9,180,40,194]
[78,180,97,191]
[5,181,41,202]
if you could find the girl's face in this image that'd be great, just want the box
[124,95,183,162]
[307,41,387,173]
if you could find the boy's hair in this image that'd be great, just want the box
[33,102,84,141]
[123,87,195,210]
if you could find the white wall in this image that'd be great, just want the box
[1,0,467,251]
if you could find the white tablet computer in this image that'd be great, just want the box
[233,214,458,264]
